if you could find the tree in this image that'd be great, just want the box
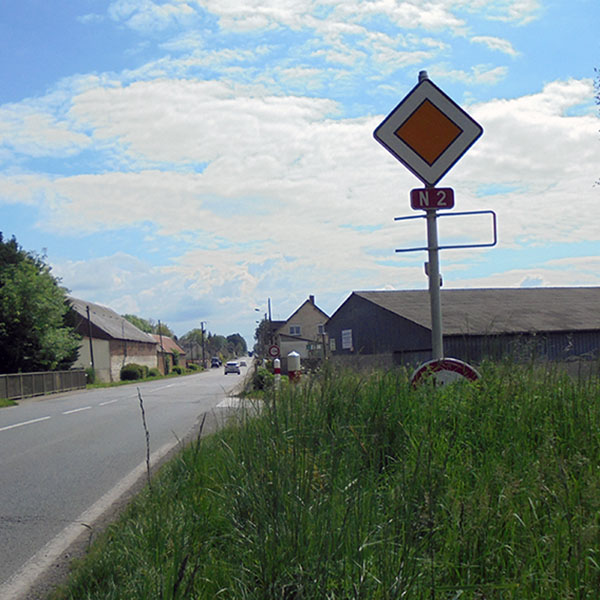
[226,333,247,356]
[122,314,154,333]
[0,233,80,373]
[122,314,174,337]
[254,317,272,357]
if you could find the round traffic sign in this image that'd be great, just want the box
[268,344,280,358]
[411,357,480,387]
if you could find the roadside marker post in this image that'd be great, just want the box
[374,71,493,381]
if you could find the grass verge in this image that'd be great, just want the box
[51,360,600,599]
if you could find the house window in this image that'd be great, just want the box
[317,324,325,335]
[290,325,301,336]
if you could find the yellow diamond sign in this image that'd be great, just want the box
[374,77,483,186]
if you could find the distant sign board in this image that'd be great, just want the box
[373,77,483,187]
[268,344,280,358]
[341,329,353,350]
[410,187,454,211]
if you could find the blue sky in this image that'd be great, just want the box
[0,0,599,347]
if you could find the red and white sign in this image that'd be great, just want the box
[410,187,454,211]
[268,344,280,358]
[373,78,483,187]
[411,358,480,387]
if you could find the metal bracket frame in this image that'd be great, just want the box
[394,210,497,253]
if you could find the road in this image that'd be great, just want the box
[0,363,249,598]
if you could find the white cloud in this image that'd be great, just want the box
[471,35,519,57]
[109,0,197,32]
[0,104,90,158]
[431,64,509,85]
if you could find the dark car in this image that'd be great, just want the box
[211,357,222,368]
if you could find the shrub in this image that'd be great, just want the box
[187,363,200,371]
[85,367,96,384]
[147,367,161,378]
[120,363,144,381]
[171,365,184,375]
[253,366,274,390]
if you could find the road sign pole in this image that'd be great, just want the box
[426,208,444,360]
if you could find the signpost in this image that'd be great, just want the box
[374,71,487,383]
[410,187,454,210]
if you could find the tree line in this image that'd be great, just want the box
[0,233,247,375]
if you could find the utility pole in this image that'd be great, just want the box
[201,321,206,368]
[86,305,95,371]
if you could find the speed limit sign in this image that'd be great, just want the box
[268,344,280,358]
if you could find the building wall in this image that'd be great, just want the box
[73,337,112,382]
[327,295,431,356]
[277,302,328,343]
[109,340,157,382]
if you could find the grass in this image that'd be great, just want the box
[0,397,17,408]
[50,360,600,599]
[86,368,204,390]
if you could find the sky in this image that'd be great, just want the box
[0,0,599,348]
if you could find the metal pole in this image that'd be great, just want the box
[86,305,95,371]
[426,209,444,359]
[201,322,206,368]
[268,298,273,345]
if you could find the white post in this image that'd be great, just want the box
[274,358,281,389]
[287,351,301,382]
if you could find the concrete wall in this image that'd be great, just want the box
[74,337,112,383]
[109,340,158,382]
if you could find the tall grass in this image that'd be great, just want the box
[51,360,600,599]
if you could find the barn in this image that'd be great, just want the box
[70,297,158,382]
[326,288,600,367]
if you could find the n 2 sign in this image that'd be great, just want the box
[410,187,454,211]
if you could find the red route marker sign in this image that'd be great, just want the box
[410,187,454,211]
[411,358,480,387]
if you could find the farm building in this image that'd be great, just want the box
[326,288,600,367]
[151,334,186,374]
[70,298,158,382]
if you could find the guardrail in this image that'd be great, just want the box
[0,370,87,401]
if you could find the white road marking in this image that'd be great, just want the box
[0,416,51,433]
[62,406,92,415]
[99,399,119,406]
[0,439,177,600]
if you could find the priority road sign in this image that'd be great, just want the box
[410,187,454,211]
[373,74,483,187]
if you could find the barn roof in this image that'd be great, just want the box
[352,288,600,335]
[69,297,157,344]
[151,334,186,356]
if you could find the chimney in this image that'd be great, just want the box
[309,295,315,304]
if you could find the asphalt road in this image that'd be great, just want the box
[0,363,249,598]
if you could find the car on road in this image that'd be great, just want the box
[224,361,241,375]
[239,360,247,367]
[211,357,222,368]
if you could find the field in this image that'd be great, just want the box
[51,361,600,599]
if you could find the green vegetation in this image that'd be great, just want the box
[0,397,17,408]
[52,361,600,599]
[0,233,80,374]
[122,314,174,337]
[120,363,149,381]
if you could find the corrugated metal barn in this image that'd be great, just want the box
[326,288,600,366]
